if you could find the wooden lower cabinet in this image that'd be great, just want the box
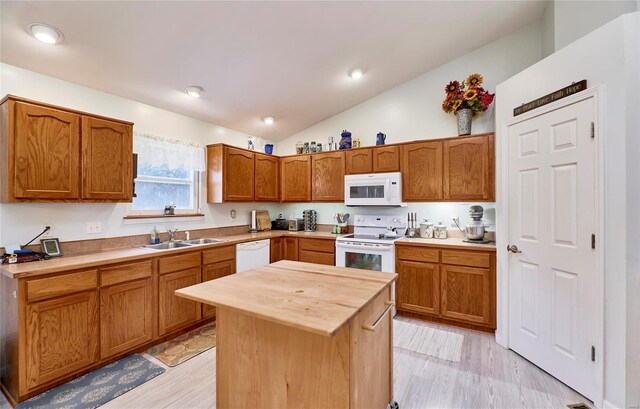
[159,268,202,335]
[25,291,100,391]
[270,237,284,262]
[441,264,494,327]
[298,238,335,266]
[100,278,153,359]
[202,259,235,318]
[396,260,440,316]
[283,237,299,261]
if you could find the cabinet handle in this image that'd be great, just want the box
[362,300,394,332]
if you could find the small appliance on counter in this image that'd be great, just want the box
[303,210,317,232]
[271,214,289,230]
[454,205,491,243]
[289,218,304,231]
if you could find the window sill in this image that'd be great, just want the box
[123,213,205,220]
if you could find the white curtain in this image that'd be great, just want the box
[133,132,206,172]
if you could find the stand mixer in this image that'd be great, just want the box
[455,205,491,244]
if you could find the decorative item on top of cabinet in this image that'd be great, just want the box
[280,155,311,202]
[442,74,495,135]
[376,132,386,145]
[254,153,279,201]
[443,133,494,201]
[311,151,345,201]
[372,145,400,172]
[345,148,372,174]
[0,95,134,203]
[339,130,352,149]
[401,141,443,201]
[207,145,255,203]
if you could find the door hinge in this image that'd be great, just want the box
[591,346,596,362]
[590,122,595,138]
[591,234,596,249]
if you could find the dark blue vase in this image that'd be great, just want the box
[376,132,386,145]
[339,130,352,149]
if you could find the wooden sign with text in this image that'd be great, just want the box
[513,80,587,116]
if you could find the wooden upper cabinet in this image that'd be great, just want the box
[81,117,133,201]
[345,148,372,174]
[372,146,400,173]
[312,151,345,201]
[280,156,311,202]
[12,101,81,200]
[223,147,255,201]
[443,134,494,201]
[401,141,443,201]
[254,153,279,201]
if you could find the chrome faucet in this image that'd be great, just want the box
[168,228,179,241]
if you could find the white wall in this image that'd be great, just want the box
[495,12,639,409]
[0,63,280,246]
[542,1,555,58]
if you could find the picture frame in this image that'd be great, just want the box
[40,238,63,257]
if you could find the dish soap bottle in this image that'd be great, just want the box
[151,226,160,244]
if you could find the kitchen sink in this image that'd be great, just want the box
[143,241,194,250]
[181,238,227,245]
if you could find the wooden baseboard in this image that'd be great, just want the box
[396,310,495,334]
[0,383,17,408]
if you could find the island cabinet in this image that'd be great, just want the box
[175,260,397,409]
[201,245,236,318]
[443,133,495,201]
[0,95,134,203]
[99,260,154,359]
[280,155,311,202]
[158,251,202,335]
[312,151,345,201]
[395,243,496,331]
[401,141,443,201]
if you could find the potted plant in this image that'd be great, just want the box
[442,73,495,135]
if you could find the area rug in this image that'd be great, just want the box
[147,322,216,367]
[393,319,464,362]
[16,354,165,409]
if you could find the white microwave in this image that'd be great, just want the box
[344,172,404,207]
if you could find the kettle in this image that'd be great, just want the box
[376,132,386,145]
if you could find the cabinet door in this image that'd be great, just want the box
[13,102,81,200]
[100,278,153,359]
[81,117,133,201]
[25,291,99,390]
[443,134,494,201]
[312,152,345,201]
[223,147,255,201]
[372,146,400,173]
[441,264,494,327]
[202,260,235,318]
[283,237,299,261]
[345,148,372,174]
[270,237,284,263]
[396,260,439,316]
[401,141,443,201]
[159,268,202,335]
[280,156,311,202]
[254,154,279,201]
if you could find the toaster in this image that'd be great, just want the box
[271,218,289,231]
[288,219,304,231]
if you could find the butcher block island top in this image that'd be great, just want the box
[176,260,397,336]
[176,260,398,409]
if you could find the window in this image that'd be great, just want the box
[130,133,205,215]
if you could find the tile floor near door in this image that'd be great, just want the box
[0,317,588,409]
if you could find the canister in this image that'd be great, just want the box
[419,220,434,238]
[434,222,447,239]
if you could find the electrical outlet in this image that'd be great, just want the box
[41,225,53,237]
[86,221,102,234]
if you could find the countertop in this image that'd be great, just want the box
[1,230,495,279]
[175,260,396,337]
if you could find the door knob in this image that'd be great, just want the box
[507,245,522,253]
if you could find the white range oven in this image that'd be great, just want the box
[336,215,407,310]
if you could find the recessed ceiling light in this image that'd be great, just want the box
[184,86,205,98]
[262,116,275,125]
[349,68,364,79]
[28,23,64,44]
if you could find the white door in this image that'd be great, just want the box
[507,97,598,399]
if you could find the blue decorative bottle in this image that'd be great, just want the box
[339,130,352,149]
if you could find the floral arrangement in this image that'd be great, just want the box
[442,73,495,116]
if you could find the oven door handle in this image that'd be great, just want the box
[336,243,394,251]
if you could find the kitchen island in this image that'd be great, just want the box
[175,260,397,409]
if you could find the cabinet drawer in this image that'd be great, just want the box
[298,238,335,254]
[441,250,491,268]
[26,270,98,302]
[159,251,201,275]
[360,286,393,327]
[299,250,335,266]
[100,260,152,287]
[202,245,235,265]
[396,246,439,263]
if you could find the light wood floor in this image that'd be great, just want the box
[1,316,589,409]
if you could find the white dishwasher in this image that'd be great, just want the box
[236,239,271,273]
